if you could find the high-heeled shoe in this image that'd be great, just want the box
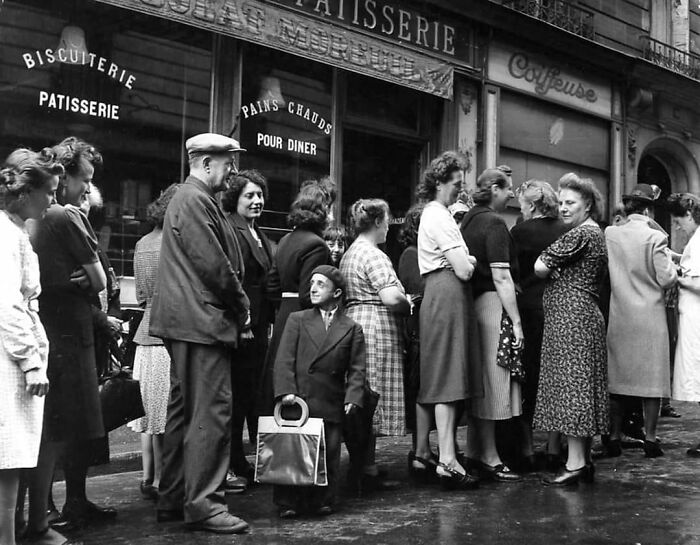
[542,465,586,486]
[408,451,439,483]
[140,480,159,501]
[436,463,479,491]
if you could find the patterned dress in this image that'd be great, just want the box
[0,211,48,469]
[128,230,171,434]
[340,238,406,436]
[533,223,609,437]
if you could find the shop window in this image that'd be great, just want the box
[239,46,332,237]
[0,0,212,276]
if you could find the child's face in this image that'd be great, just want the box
[325,238,345,265]
[310,274,340,306]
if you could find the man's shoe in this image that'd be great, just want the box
[620,434,645,449]
[315,505,334,516]
[185,512,249,534]
[479,463,523,482]
[278,508,299,519]
[62,499,117,526]
[224,470,248,494]
[156,509,184,523]
[661,405,682,418]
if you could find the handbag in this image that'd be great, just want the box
[255,396,328,487]
[496,311,526,384]
[99,344,145,432]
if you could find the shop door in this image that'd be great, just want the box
[341,128,423,266]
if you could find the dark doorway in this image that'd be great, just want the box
[341,129,423,266]
[637,154,672,234]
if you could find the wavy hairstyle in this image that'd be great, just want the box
[287,183,328,233]
[348,198,390,236]
[221,169,268,214]
[516,179,559,219]
[666,192,700,224]
[0,147,64,212]
[52,136,103,176]
[415,151,469,202]
[398,202,424,248]
[147,183,180,228]
[558,172,604,222]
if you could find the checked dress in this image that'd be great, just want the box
[340,238,406,436]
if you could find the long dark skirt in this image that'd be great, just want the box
[40,294,105,442]
[418,269,482,404]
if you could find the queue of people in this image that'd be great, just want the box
[3,132,700,544]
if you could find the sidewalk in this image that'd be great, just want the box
[51,402,700,545]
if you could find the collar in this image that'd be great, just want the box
[627,213,648,222]
[186,175,215,197]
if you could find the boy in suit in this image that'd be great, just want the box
[273,265,366,518]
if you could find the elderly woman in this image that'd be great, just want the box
[510,180,567,469]
[261,182,331,415]
[340,199,411,489]
[667,193,700,456]
[221,170,274,490]
[460,168,523,483]
[30,137,111,529]
[415,151,479,490]
[534,173,609,486]
[128,184,179,500]
[0,148,60,545]
[606,185,677,459]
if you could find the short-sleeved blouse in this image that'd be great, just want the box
[30,204,98,294]
[342,238,402,303]
[417,201,467,275]
[460,205,518,297]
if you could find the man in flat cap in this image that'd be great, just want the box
[605,183,677,459]
[150,133,251,533]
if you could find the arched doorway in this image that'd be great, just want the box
[637,154,672,234]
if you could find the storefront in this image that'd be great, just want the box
[0,0,479,274]
[484,38,619,225]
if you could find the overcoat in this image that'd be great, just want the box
[606,214,677,397]
[150,176,249,346]
[274,308,366,424]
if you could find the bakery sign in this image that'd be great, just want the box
[94,0,455,99]
[488,41,611,118]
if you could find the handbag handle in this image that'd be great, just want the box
[273,396,310,427]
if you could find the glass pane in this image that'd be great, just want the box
[239,46,333,236]
[346,73,420,132]
[0,0,212,276]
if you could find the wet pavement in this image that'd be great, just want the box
[49,402,700,545]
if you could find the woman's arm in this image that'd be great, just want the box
[491,267,524,346]
[81,261,107,293]
[378,286,411,314]
[443,247,475,282]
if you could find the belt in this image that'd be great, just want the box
[282,292,299,298]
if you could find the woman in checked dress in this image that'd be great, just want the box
[340,199,411,489]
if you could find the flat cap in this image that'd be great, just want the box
[185,133,245,155]
[311,265,346,292]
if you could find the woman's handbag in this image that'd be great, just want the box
[496,311,526,384]
[99,343,145,432]
[255,396,328,487]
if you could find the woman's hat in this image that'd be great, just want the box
[622,183,662,204]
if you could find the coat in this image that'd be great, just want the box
[606,214,677,397]
[274,308,366,424]
[150,176,249,347]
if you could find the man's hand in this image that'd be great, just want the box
[281,394,297,406]
[25,368,49,397]
[344,403,358,415]
[106,316,122,338]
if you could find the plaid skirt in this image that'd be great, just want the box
[345,303,405,436]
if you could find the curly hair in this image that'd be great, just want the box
[558,172,604,222]
[398,202,424,248]
[323,224,347,244]
[52,136,103,176]
[666,192,700,224]
[221,169,268,214]
[517,179,559,219]
[287,183,328,233]
[301,176,336,206]
[415,151,469,201]
[348,198,390,236]
[473,168,510,205]
[147,183,180,228]
[0,147,64,212]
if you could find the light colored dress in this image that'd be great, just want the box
[673,228,700,401]
[128,230,171,434]
[0,211,48,469]
[340,237,406,436]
